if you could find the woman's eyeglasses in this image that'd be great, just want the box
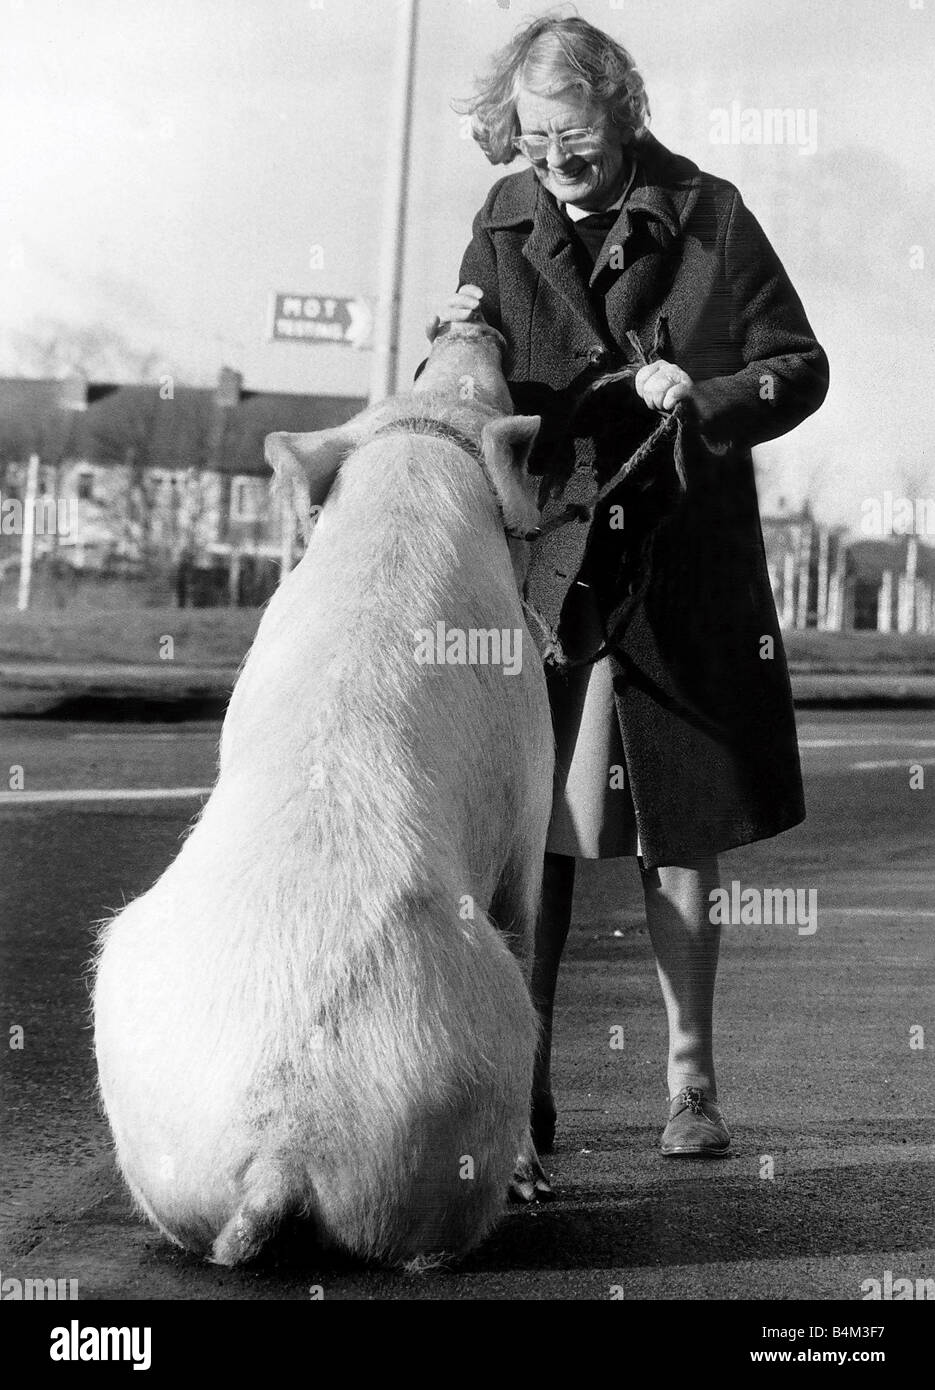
[511,127,602,163]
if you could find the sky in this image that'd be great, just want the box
[1,0,933,530]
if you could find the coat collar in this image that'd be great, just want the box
[481,133,700,346]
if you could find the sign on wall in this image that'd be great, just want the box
[269,294,373,348]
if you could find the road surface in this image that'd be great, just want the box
[1,711,932,1300]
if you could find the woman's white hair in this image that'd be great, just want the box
[453,10,650,165]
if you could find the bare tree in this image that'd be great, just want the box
[2,322,183,603]
[89,388,163,563]
[8,320,172,384]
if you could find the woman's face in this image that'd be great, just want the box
[514,87,628,210]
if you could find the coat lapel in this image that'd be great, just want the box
[591,185,679,278]
[482,169,606,341]
[520,183,607,343]
[482,136,697,351]
[595,156,685,333]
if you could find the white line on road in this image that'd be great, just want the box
[820,907,935,918]
[800,739,935,748]
[0,788,211,804]
[67,731,212,741]
[850,758,935,770]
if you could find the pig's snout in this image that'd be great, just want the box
[414,320,513,415]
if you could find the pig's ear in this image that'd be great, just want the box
[264,429,352,539]
[480,415,542,538]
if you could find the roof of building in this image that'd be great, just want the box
[845,536,935,582]
[761,515,935,578]
[0,375,367,478]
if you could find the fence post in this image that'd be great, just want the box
[16,453,40,612]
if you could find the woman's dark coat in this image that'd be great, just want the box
[453,132,830,869]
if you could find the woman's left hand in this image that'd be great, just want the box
[634,359,694,413]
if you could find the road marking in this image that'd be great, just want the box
[850,758,935,770]
[800,739,935,748]
[820,907,935,919]
[68,731,213,741]
[0,788,211,805]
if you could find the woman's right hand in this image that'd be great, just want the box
[425,284,486,341]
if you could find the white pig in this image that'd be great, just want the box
[93,322,555,1266]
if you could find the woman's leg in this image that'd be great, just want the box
[528,850,576,1151]
[640,856,722,1100]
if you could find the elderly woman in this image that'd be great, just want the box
[427,14,828,1169]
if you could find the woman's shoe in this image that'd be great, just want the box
[660,1086,731,1156]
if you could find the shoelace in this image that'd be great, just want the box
[675,1086,707,1116]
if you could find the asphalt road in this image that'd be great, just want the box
[0,711,932,1301]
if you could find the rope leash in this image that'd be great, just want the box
[381,319,692,677]
[523,319,690,671]
[527,321,687,539]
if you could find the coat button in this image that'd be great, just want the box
[587,347,607,365]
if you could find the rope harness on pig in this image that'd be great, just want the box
[371,416,543,541]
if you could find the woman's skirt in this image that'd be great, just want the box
[545,578,642,860]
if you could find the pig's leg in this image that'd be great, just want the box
[489,857,556,1205]
[528,851,576,1152]
[510,1135,555,1205]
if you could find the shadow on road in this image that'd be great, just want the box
[94,1130,931,1295]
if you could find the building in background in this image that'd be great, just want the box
[762,501,935,634]
[0,369,365,609]
[2,373,932,627]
